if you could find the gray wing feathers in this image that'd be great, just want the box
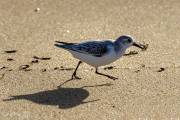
[74,41,109,57]
[55,40,113,57]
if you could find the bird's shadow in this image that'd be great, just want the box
[3,80,112,109]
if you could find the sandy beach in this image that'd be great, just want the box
[0,0,180,119]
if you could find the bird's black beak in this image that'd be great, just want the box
[133,42,144,49]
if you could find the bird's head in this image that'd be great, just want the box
[115,35,144,49]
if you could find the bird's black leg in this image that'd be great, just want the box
[95,68,118,80]
[71,61,82,80]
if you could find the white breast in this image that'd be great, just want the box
[69,46,124,67]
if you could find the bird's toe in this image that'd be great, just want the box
[108,76,118,80]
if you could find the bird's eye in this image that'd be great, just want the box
[127,39,132,43]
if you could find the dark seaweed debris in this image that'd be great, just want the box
[4,50,17,53]
[134,70,140,73]
[124,51,138,56]
[0,66,8,70]
[7,58,14,61]
[31,60,39,63]
[54,66,74,71]
[60,68,74,71]
[54,67,59,70]
[157,67,165,72]
[104,66,115,70]
[141,44,149,51]
[19,65,30,70]
[33,56,51,60]
[40,57,51,60]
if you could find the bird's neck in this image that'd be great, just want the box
[114,44,127,58]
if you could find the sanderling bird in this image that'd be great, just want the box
[55,35,145,80]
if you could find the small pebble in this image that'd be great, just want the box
[34,8,40,12]
[24,69,32,71]
[134,70,140,73]
[41,69,47,72]
[141,64,145,68]
[0,74,5,80]
[112,105,115,108]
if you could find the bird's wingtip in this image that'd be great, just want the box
[54,41,75,45]
[54,41,67,48]
[54,43,61,48]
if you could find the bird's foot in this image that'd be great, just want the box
[95,70,118,80]
[58,75,81,88]
[71,75,81,80]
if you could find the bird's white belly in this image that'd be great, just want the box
[70,50,120,67]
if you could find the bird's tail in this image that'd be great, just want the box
[54,41,76,49]
[55,41,75,45]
